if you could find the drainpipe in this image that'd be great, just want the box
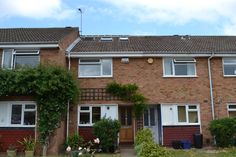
[66,52,71,138]
[208,52,215,120]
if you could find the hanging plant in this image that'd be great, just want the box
[106,82,147,118]
[0,65,79,155]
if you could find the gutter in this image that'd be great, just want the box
[208,52,215,120]
[0,44,59,48]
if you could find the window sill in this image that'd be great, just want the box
[224,75,236,77]
[78,76,113,78]
[0,125,35,128]
[78,124,93,127]
[162,123,200,126]
[163,75,198,78]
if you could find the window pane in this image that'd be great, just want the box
[144,110,148,126]
[127,107,132,126]
[120,108,126,125]
[102,59,112,75]
[92,107,101,123]
[3,49,13,69]
[174,58,195,62]
[178,106,186,122]
[189,111,198,123]
[11,105,22,124]
[229,105,236,109]
[175,63,195,75]
[79,65,101,76]
[224,59,236,64]
[15,55,39,69]
[224,64,236,75]
[80,112,90,124]
[189,105,197,109]
[81,106,89,110]
[229,111,236,118]
[24,111,35,125]
[150,108,155,126]
[80,59,100,63]
[0,104,8,125]
[164,58,173,75]
[25,104,35,109]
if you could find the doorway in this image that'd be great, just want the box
[119,106,133,143]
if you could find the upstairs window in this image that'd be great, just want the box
[163,57,196,76]
[79,59,112,77]
[228,104,236,118]
[2,49,40,69]
[223,58,236,76]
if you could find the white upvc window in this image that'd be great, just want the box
[78,106,101,126]
[79,58,112,78]
[163,57,196,77]
[161,104,200,126]
[223,58,236,76]
[0,101,36,127]
[228,104,236,118]
[1,49,40,69]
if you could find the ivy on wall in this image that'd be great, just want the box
[0,66,79,150]
[106,82,147,118]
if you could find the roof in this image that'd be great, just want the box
[0,27,78,45]
[70,36,236,55]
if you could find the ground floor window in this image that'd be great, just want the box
[228,104,236,118]
[161,104,200,126]
[79,106,101,126]
[0,101,36,127]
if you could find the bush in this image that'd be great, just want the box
[93,118,121,152]
[135,128,154,146]
[209,117,236,147]
[65,133,84,150]
[135,129,171,157]
[139,142,171,157]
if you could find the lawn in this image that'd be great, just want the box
[170,148,236,157]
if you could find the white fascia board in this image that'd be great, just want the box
[0,44,59,48]
[67,51,236,58]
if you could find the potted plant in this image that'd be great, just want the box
[19,137,35,157]
[7,145,16,157]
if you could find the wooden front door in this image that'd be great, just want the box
[119,106,133,143]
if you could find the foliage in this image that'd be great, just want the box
[106,82,147,118]
[135,128,171,157]
[18,137,35,151]
[135,128,154,146]
[209,117,236,147]
[139,142,171,157]
[65,133,84,150]
[0,66,79,147]
[93,118,121,153]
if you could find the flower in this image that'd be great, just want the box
[78,152,82,156]
[94,138,100,144]
[78,147,82,150]
[66,146,71,152]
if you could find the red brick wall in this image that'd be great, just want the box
[70,57,212,142]
[163,126,200,146]
[0,128,34,152]
[78,127,96,143]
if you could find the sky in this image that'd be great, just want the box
[0,0,236,35]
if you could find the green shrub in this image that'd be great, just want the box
[139,142,171,157]
[65,133,84,150]
[93,118,121,153]
[135,128,154,146]
[209,117,236,147]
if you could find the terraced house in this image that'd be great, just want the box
[1,28,236,155]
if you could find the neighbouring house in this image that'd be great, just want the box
[0,27,79,154]
[67,35,236,147]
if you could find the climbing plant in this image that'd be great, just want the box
[106,82,147,118]
[0,65,79,153]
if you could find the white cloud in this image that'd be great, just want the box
[0,0,75,20]
[101,0,236,34]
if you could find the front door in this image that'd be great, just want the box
[144,106,159,143]
[119,106,133,143]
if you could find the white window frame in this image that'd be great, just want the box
[0,101,36,127]
[227,104,236,117]
[78,58,113,78]
[163,57,197,77]
[223,58,236,77]
[78,105,101,126]
[1,49,40,69]
[161,103,200,126]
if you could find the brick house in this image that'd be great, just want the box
[0,27,79,154]
[67,35,236,147]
